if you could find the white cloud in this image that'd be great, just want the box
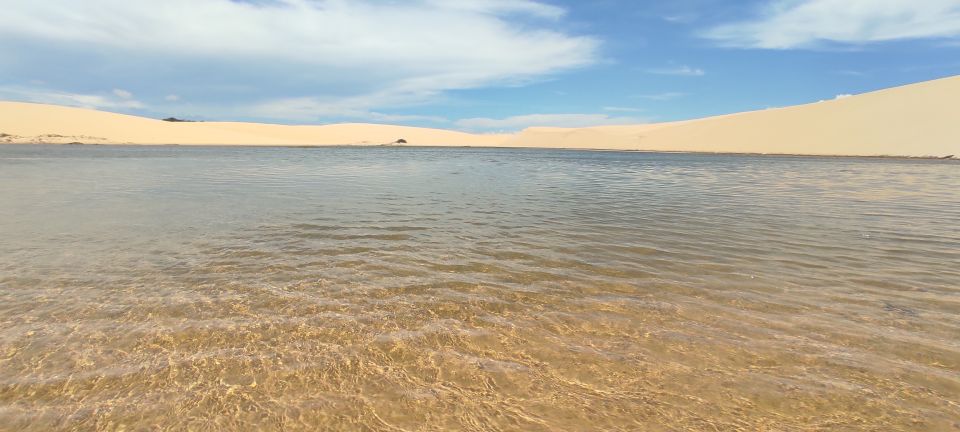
[836,70,867,76]
[423,0,566,20]
[645,66,705,76]
[603,106,643,112]
[635,92,688,101]
[164,94,180,102]
[704,0,960,49]
[0,0,598,121]
[816,93,855,103]
[236,92,448,124]
[112,89,133,99]
[0,86,144,109]
[365,112,448,124]
[455,113,646,132]
[662,14,697,24]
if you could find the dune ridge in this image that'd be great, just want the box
[2,75,958,157]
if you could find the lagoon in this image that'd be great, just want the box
[1,145,958,430]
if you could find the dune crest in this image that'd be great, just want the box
[2,75,958,157]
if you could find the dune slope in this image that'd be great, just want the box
[2,75,958,156]
[510,75,960,156]
[0,102,510,147]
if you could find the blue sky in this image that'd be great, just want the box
[1,0,959,131]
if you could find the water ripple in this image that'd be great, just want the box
[0,145,958,430]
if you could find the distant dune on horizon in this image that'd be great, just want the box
[2,75,958,157]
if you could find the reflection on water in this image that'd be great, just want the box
[0,145,958,431]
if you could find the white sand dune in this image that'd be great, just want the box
[0,103,509,147]
[2,75,958,157]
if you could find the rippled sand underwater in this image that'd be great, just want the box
[1,145,958,431]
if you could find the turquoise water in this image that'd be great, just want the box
[1,145,958,430]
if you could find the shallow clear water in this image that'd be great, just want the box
[1,144,958,431]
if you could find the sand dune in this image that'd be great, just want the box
[0,102,510,147]
[2,75,958,157]
[509,75,960,157]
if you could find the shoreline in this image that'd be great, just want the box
[5,142,957,161]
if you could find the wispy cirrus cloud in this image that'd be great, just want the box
[662,14,698,24]
[455,113,647,132]
[602,106,643,112]
[423,0,567,20]
[0,85,144,110]
[245,94,450,124]
[836,70,867,77]
[704,0,960,49]
[0,0,599,123]
[635,92,688,101]
[645,65,705,76]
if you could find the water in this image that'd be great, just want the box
[1,144,958,431]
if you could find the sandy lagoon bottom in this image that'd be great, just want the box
[0,145,958,431]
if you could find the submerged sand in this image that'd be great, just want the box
[1,75,959,157]
[2,147,958,430]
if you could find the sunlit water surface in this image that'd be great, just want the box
[1,145,958,431]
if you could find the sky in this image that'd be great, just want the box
[1,0,959,131]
